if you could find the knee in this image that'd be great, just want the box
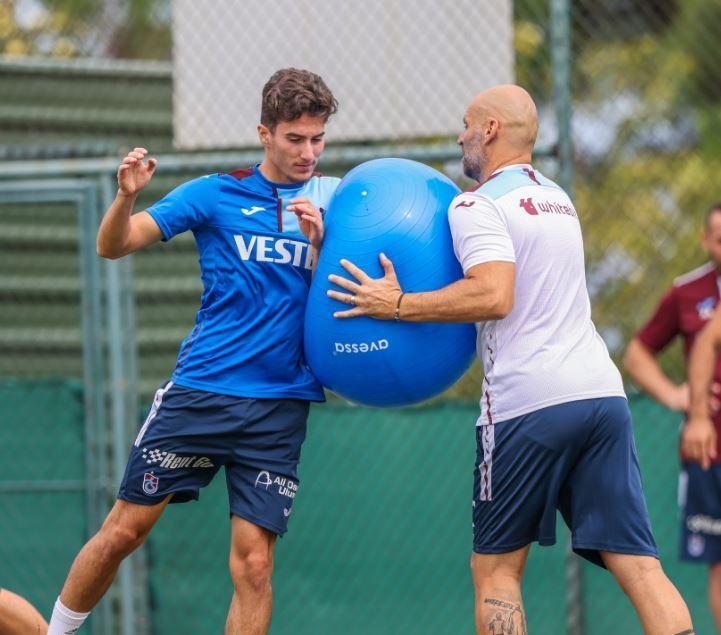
[230,549,274,595]
[470,554,523,589]
[99,520,149,558]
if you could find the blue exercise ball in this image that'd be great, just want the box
[304,158,477,407]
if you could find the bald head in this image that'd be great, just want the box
[458,84,538,182]
[468,84,538,151]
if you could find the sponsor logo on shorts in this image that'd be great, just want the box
[333,339,389,354]
[141,448,214,469]
[688,533,706,557]
[283,508,292,517]
[143,472,159,495]
[253,470,298,499]
[687,513,721,535]
[255,470,273,489]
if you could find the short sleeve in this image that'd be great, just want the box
[636,288,680,353]
[146,175,219,241]
[448,193,515,273]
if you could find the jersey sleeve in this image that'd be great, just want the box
[146,175,219,241]
[635,287,680,353]
[447,193,515,273]
[316,176,341,216]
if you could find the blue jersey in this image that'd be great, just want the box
[147,165,340,401]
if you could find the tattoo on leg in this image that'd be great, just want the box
[483,597,528,635]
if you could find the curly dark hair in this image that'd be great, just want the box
[260,68,338,131]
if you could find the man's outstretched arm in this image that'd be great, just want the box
[327,255,514,323]
[97,147,163,259]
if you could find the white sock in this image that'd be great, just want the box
[47,597,90,634]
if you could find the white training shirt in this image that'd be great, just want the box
[449,164,625,426]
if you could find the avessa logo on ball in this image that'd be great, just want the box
[304,158,476,408]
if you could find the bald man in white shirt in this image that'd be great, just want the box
[328,84,693,635]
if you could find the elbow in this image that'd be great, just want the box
[622,339,649,379]
[484,293,514,320]
[622,339,646,375]
[489,302,513,320]
[621,346,634,372]
[96,241,122,260]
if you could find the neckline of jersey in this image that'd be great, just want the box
[252,163,308,191]
[490,163,534,177]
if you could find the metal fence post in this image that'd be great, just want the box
[100,172,146,635]
[78,183,105,531]
[78,181,115,635]
[0,179,114,633]
[550,0,584,633]
[550,0,574,198]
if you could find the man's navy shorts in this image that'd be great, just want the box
[118,381,309,536]
[473,396,658,568]
[679,462,721,562]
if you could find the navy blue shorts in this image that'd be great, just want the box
[679,462,721,563]
[118,382,309,536]
[473,397,658,568]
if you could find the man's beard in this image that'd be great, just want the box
[462,152,484,182]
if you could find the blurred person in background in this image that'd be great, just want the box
[0,588,47,634]
[46,68,339,635]
[624,204,721,632]
[329,84,693,635]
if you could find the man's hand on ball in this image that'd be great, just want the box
[287,197,324,250]
[328,253,402,319]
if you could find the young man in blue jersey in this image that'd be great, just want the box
[47,68,340,635]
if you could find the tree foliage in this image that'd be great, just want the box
[0,0,170,59]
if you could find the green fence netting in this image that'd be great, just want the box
[2,379,714,633]
[0,379,87,615]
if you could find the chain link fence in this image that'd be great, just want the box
[170,0,513,149]
[1,0,720,633]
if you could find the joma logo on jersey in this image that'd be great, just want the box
[234,234,313,270]
[334,339,389,354]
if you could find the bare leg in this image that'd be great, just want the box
[601,552,693,634]
[59,497,171,612]
[709,563,721,633]
[0,588,48,635]
[471,546,530,635]
[224,516,277,635]
[226,593,241,633]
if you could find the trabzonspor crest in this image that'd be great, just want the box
[143,472,159,495]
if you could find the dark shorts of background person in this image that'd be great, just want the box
[679,462,721,563]
[118,382,309,536]
[473,397,658,568]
